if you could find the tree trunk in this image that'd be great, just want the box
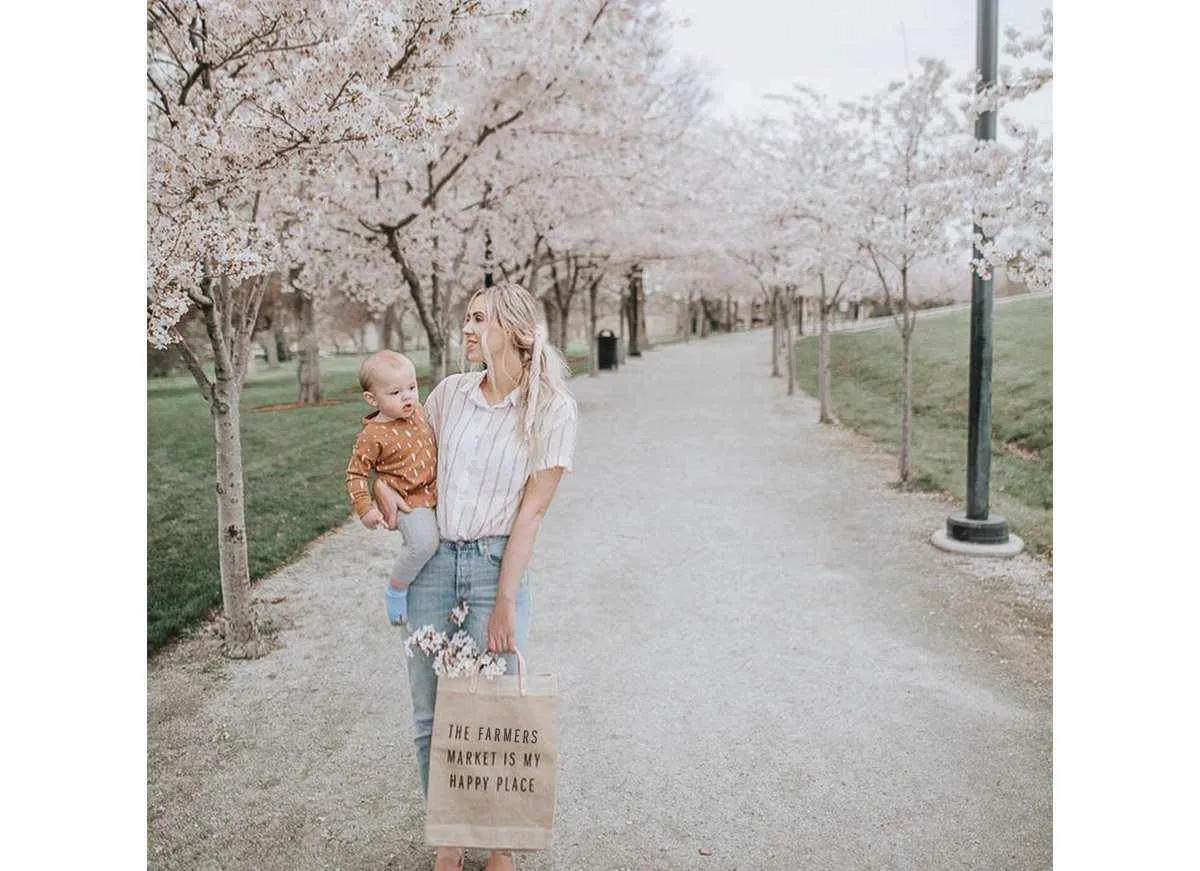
[176,274,269,659]
[899,319,914,485]
[588,279,599,377]
[432,325,450,382]
[770,287,781,377]
[637,282,649,350]
[685,291,694,341]
[261,327,280,369]
[726,292,733,332]
[618,290,629,365]
[211,381,265,657]
[527,237,542,298]
[381,301,400,351]
[627,267,642,357]
[558,302,570,355]
[785,290,796,395]
[294,294,322,404]
[543,297,564,355]
[796,295,805,336]
[431,233,452,382]
[818,275,838,425]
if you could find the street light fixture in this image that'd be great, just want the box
[934,0,1023,556]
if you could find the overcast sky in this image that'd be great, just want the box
[662,0,1052,134]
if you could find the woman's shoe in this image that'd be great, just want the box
[484,849,516,871]
[433,846,465,871]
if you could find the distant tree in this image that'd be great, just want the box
[851,59,961,485]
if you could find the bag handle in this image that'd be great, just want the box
[468,647,528,696]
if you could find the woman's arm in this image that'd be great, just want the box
[486,467,565,654]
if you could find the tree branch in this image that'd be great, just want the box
[178,61,211,106]
[171,329,215,404]
[197,280,236,399]
[147,70,173,120]
[863,245,903,333]
[233,275,267,385]
[383,228,437,341]
[219,274,235,355]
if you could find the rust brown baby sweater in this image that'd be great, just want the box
[344,407,438,517]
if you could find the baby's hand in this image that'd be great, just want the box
[360,508,385,530]
[373,479,410,529]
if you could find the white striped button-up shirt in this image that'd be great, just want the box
[424,371,578,542]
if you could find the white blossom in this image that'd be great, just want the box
[403,624,448,659]
[401,610,508,679]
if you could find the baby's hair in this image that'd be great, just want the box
[358,350,415,392]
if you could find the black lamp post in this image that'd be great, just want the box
[943,0,1017,549]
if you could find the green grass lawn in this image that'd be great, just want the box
[793,296,1052,556]
[148,350,589,653]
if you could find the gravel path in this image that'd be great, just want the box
[148,328,1052,870]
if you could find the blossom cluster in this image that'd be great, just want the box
[402,599,508,679]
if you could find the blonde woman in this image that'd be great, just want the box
[373,281,578,871]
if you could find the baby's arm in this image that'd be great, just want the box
[373,477,408,528]
[345,432,384,527]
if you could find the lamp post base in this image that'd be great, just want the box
[946,510,1009,543]
[932,511,1024,557]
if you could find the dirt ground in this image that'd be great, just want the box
[149,329,1051,870]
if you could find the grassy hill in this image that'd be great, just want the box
[794,296,1052,556]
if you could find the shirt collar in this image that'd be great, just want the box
[362,410,417,426]
[461,370,520,408]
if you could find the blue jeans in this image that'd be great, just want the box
[405,535,532,798]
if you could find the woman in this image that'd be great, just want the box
[374,281,578,871]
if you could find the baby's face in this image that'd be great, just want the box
[368,363,419,421]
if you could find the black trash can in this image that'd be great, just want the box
[597,329,618,371]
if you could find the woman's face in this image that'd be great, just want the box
[462,294,510,365]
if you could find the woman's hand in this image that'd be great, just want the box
[486,599,518,654]
[372,479,411,530]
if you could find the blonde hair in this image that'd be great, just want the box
[358,349,414,392]
[464,281,574,463]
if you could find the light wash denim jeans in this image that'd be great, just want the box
[405,535,532,798]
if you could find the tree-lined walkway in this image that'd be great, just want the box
[149,328,1051,870]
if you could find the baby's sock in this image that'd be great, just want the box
[386,580,409,626]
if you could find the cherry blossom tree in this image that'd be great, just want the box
[849,57,961,485]
[326,1,639,380]
[761,87,872,422]
[957,8,1053,291]
[710,116,805,383]
[146,0,482,656]
[448,0,711,362]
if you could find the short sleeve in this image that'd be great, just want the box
[534,394,578,473]
[422,374,456,438]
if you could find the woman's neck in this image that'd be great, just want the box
[481,354,522,403]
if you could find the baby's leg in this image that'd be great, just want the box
[385,507,440,625]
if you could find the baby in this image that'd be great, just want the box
[345,350,439,625]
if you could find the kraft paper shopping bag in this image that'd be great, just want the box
[425,650,558,851]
